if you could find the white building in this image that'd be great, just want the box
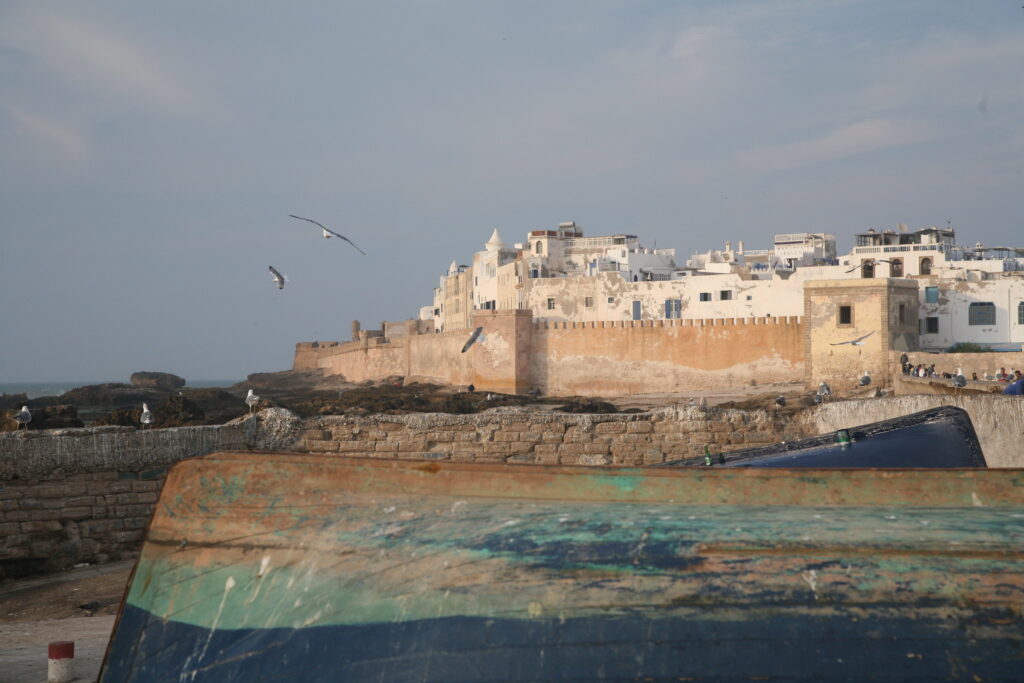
[422,221,1024,350]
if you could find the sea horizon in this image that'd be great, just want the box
[0,379,243,400]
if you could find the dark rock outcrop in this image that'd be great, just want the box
[130,371,185,391]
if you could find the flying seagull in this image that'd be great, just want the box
[289,215,366,255]
[845,259,897,274]
[14,405,31,430]
[245,389,260,413]
[268,265,286,290]
[461,326,484,353]
[831,331,875,346]
[140,402,153,428]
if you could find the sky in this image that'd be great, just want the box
[1,1,1022,383]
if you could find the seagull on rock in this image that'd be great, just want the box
[952,367,967,389]
[859,370,872,387]
[268,266,286,290]
[289,215,366,255]
[831,331,875,346]
[774,395,786,408]
[245,389,260,413]
[14,405,31,430]
[140,402,153,428]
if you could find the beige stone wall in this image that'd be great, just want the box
[298,407,809,467]
[532,316,805,395]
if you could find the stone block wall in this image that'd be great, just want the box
[296,407,813,467]
[0,411,299,579]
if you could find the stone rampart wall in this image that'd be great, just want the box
[532,316,804,395]
[293,314,806,396]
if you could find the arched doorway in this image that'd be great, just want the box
[890,259,903,277]
[861,261,875,278]
[920,257,932,275]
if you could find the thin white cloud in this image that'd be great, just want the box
[739,118,939,172]
[5,104,90,164]
[2,8,200,115]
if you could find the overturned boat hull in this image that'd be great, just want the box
[103,454,1023,681]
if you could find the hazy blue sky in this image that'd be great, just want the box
[1,1,1022,383]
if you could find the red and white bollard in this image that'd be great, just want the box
[47,641,75,683]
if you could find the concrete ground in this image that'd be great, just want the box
[0,560,133,682]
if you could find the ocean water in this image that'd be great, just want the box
[0,380,241,399]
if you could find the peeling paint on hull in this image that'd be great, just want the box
[102,455,1024,682]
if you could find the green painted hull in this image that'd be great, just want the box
[103,455,1024,681]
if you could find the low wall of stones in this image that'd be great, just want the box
[0,411,300,579]
[297,407,810,467]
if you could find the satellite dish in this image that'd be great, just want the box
[897,223,908,233]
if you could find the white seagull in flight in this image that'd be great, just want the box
[461,326,484,353]
[289,215,366,255]
[268,265,287,290]
[830,331,875,346]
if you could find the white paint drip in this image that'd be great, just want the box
[802,569,819,601]
[971,492,984,507]
[192,575,235,678]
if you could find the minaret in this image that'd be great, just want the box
[485,228,506,251]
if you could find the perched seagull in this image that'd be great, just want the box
[817,382,832,399]
[845,259,896,274]
[461,326,484,353]
[268,265,286,290]
[831,331,875,346]
[14,405,31,430]
[289,215,366,255]
[859,370,872,387]
[140,402,153,428]
[774,395,786,408]
[245,389,260,413]
[952,367,967,389]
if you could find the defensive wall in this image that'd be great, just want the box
[295,311,806,396]
[3,397,1022,578]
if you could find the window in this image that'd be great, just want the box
[890,259,903,277]
[925,317,939,334]
[861,261,875,278]
[607,297,615,304]
[531,268,539,278]
[968,302,995,326]
[584,296,594,308]
[699,292,711,302]
[925,286,939,303]
[1018,301,1024,324]
[838,305,853,326]
[631,300,642,320]
[920,257,932,275]
[898,303,906,324]
[746,295,752,301]
[720,290,732,301]
[535,241,543,254]
[546,297,555,310]
[664,298,682,319]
